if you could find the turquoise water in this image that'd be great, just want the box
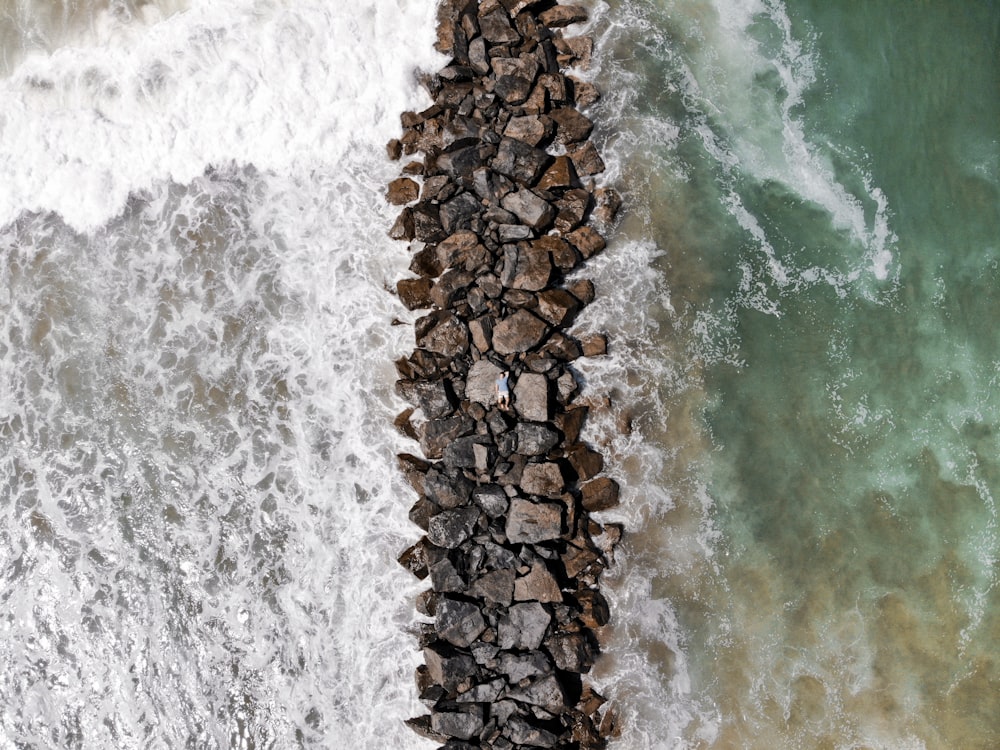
[585,0,1000,746]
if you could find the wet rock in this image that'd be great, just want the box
[506,716,559,748]
[580,477,620,512]
[514,422,560,456]
[493,57,540,105]
[428,506,480,548]
[430,555,469,593]
[569,76,600,108]
[498,601,551,650]
[574,589,610,629]
[514,561,563,603]
[566,278,596,306]
[566,140,605,176]
[592,186,622,227]
[535,288,581,327]
[397,277,434,310]
[501,242,553,291]
[416,310,470,357]
[567,443,603,481]
[565,226,606,259]
[544,632,596,673]
[470,567,515,606]
[519,461,566,499]
[537,155,579,191]
[549,107,594,145]
[506,498,563,543]
[473,484,510,518]
[431,704,486,741]
[397,378,455,419]
[501,188,555,231]
[431,268,476,309]
[480,7,521,44]
[580,333,608,357]
[390,207,415,241]
[412,201,448,243]
[493,137,552,186]
[514,372,550,421]
[437,597,487,648]
[437,230,490,270]
[421,414,475,459]
[492,310,549,355]
[539,5,588,27]
[425,641,478,693]
[410,244,446,279]
[387,176,420,205]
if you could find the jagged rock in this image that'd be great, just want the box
[387,176,420,205]
[501,189,555,231]
[398,539,431,579]
[498,223,534,242]
[566,278,595,306]
[592,186,622,226]
[480,7,521,43]
[514,561,563,603]
[536,288,581,327]
[549,107,594,144]
[437,597,487,648]
[410,244,446,278]
[498,650,553,683]
[580,477,620,511]
[506,716,559,748]
[437,230,489,270]
[421,414,475,459]
[580,333,608,356]
[421,174,456,203]
[428,506,480,548]
[431,268,476,308]
[412,201,448,243]
[469,316,494,352]
[514,423,560,456]
[444,435,496,471]
[473,484,510,517]
[440,192,483,234]
[567,443,604,480]
[470,567,516,606]
[555,367,580,398]
[431,704,486,741]
[555,34,593,69]
[544,632,596,673]
[397,453,430,494]
[519,462,566,498]
[514,372,550,421]
[469,36,490,75]
[465,359,502,406]
[506,498,563,543]
[540,72,570,104]
[425,641,478,693]
[565,226,606,259]
[387,138,403,160]
[540,4,588,27]
[498,601,551,650]
[424,467,474,509]
[504,114,553,146]
[567,140,605,176]
[430,555,468,593]
[493,57,540,105]
[574,589,610,629]
[397,378,455,419]
[398,277,434,310]
[492,310,549,355]
[406,715,447,743]
[505,674,566,713]
[569,76,600,108]
[456,678,505,704]
[501,242,553,291]
[537,155,579,191]
[493,137,552,186]
[554,188,591,234]
[416,310,470,357]
[390,207,415,240]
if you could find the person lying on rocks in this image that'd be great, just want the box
[496,370,511,411]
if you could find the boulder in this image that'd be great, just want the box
[544,632,596,673]
[561,539,601,578]
[506,716,558,749]
[514,422,560,456]
[537,155,579,191]
[431,704,486,741]
[519,461,566,498]
[412,201,448,243]
[421,174,457,203]
[473,484,509,518]
[566,278,596,305]
[498,601,551,650]
[569,76,601,108]
[397,378,454,419]
[514,372,550,421]
[592,186,622,227]
[436,230,484,269]
[387,177,420,205]
[469,316,494,352]
[470,568,515,606]
[492,310,549,355]
[514,561,563,603]
[397,277,434,310]
[410,244,446,278]
[465,359,502,406]
[424,641,478,693]
[540,4,589,27]
[565,226,606,259]
[455,678,505,704]
[440,192,483,235]
[504,114,553,146]
[424,467,474,509]
[554,188,591,233]
[567,140,605,176]
[420,414,475,459]
[505,674,566,713]
[443,435,496,471]
[493,137,552,186]
[501,189,555,231]
[549,107,594,144]
[580,477,620,512]
[431,268,476,309]
[416,310,469,357]
[429,556,468,593]
[498,651,553,683]
[535,288,581,326]
[468,36,490,75]
[428,506,480,549]
[580,333,608,356]
[492,57,540,105]
[574,589,610,629]
[389,207,415,241]
[480,7,521,44]
[501,242,553,291]
[567,443,604,481]
[506,498,563,543]
[436,597,487,648]
[437,144,488,186]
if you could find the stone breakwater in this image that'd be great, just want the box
[387,1,622,748]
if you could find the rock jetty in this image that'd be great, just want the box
[388,1,622,747]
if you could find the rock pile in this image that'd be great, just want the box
[388,1,622,747]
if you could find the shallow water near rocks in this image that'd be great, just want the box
[1,0,998,748]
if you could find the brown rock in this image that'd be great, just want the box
[561,539,600,578]
[555,34,593,69]
[492,56,540,105]
[465,359,502,406]
[501,188,555,231]
[575,589,610,629]
[566,226,606,259]
[435,230,487,270]
[540,72,570,104]
[387,177,420,205]
[397,277,434,310]
[566,278,596,305]
[555,405,588,444]
[412,201,448,243]
[480,7,521,44]
[549,107,594,144]
[514,561,563,603]
[492,309,549,355]
[567,140,605,176]
[580,477,620,512]
[415,310,469,357]
[501,242,552,291]
[537,155,579,191]
[389,207,415,241]
[581,333,608,356]
[514,372,550,421]
[504,115,553,146]
[410,244,445,279]
[387,138,402,160]
[506,498,563,543]
[553,188,591,233]
[540,5,589,27]
[569,76,601,108]
[394,408,419,441]
[536,288,581,326]
[567,443,604,480]
[520,461,566,498]
[544,632,596,673]
[469,316,493,352]
[593,187,622,226]
[430,268,475,308]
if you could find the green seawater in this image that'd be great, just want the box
[588,0,1000,747]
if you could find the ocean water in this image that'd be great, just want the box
[2,0,998,749]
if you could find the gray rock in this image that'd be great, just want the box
[455,678,505,704]
[501,189,555,231]
[473,485,509,518]
[431,268,475,309]
[514,423,559,456]
[498,650,553,683]
[468,36,490,75]
[416,310,469,357]
[424,467,474,509]
[480,8,521,44]
[493,137,552,186]
[443,435,495,471]
[429,556,467,593]
[465,359,503,406]
[514,561,563,603]
[505,674,567,714]
[492,57,540,105]
[506,716,558,748]
[501,242,552,291]
[497,223,534,242]
[504,115,553,146]
[411,201,447,243]
[431,704,486,741]
[514,372,550,421]
[492,310,549,355]
[519,461,565,499]
[420,415,475,459]
[396,378,454,419]
[498,601,551,650]
[428,507,480,549]
[436,597,487,648]
[424,641,478,693]
[440,192,483,235]
[506,498,563,544]
[469,568,515,606]
[544,632,596,673]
